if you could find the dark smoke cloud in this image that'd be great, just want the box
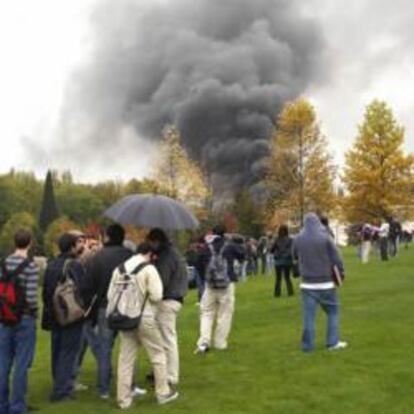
[56,0,324,201]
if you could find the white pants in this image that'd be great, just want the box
[197,283,235,350]
[117,318,170,409]
[156,300,182,385]
[361,241,371,263]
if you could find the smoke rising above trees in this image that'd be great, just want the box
[56,0,324,201]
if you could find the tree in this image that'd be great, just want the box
[343,100,414,222]
[44,217,79,257]
[39,170,59,232]
[153,125,211,206]
[231,191,263,237]
[266,98,337,227]
[0,212,37,256]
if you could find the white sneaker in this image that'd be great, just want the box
[194,343,209,354]
[99,393,110,400]
[74,383,89,392]
[328,341,348,351]
[157,391,179,405]
[132,386,147,397]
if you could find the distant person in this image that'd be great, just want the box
[270,225,294,297]
[389,217,402,257]
[379,220,390,261]
[42,232,91,402]
[88,224,134,398]
[195,224,245,354]
[359,223,373,264]
[293,213,347,352]
[146,229,188,389]
[0,229,39,414]
[320,216,335,240]
[113,243,178,409]
[257,236,269,274]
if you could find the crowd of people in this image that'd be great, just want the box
[1,212,409,413]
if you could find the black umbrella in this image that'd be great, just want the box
[103,194,199,230]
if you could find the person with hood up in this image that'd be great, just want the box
[293,213,347,352]
[194,225,245,354]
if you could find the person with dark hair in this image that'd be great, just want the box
[0,229,39,414]
[114,242,178,408]
[270,225,294,297]
[194,224,245,354]
[42,232,91,402]
[146,228,188,389]
[320,216,335,240]
[87,224,134,398]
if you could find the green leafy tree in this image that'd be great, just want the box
[0,212,37,256]
[343,100,414,222]
[44,217,79,257]
[231,191,263,237]
[39,170,59,232]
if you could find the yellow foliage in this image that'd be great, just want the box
[266,98,337,225]
[343,100,414,222]
[152,125,211,206]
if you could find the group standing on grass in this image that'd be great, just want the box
[4,211,408,412]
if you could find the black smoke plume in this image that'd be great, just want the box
[57,0,324,202]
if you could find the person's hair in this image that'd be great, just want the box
[320,216,329,227]
[146,228,169,245]
[14,228,32,249]
[278,224,289,238]
[58,233,78,254]
[106,224,125,245]
[136,242,154,255]
[212,224,226,237]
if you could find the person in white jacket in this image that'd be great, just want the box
[112,243,178,409]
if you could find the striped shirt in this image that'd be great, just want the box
[3,254,39,317]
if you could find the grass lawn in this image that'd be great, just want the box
[28,247,414,414]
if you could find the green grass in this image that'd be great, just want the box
[29,247,414,414]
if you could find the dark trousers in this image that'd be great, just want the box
[51,322,84,400]
[274,265,294,297]
[380,238,389,261]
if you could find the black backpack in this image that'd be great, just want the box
[0,259,30,325]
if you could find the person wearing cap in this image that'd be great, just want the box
[41,232,91,402]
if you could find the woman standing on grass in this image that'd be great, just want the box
[270,225,294,297]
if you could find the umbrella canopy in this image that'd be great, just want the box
[103,194,199,230]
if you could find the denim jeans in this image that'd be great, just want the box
[76,320,100,378]
[51,322,84,400]
[0,316,36,414]
[96,308,116,395]
[301,289,339,352]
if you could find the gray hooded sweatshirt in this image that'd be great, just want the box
[293,213,344,285]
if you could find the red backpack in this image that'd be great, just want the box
[0,258,30,325]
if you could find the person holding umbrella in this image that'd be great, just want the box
[146,229,188,390]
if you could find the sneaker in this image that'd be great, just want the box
[194,343,209,354]
[328,341,348,351]
[131,386,148,397]
[74,383,89,392]
[157,391,179,405]
[99,393,110,400]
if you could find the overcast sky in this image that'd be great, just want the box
[0,0,413,182]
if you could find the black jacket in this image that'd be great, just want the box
[88,244,133,314]
[202,236,246,283]
[154,244,188,302]
[42,254,91,330]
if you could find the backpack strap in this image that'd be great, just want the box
[131,262,150,275]
[1,258,30,282]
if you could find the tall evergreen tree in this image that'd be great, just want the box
[39,170,59,232]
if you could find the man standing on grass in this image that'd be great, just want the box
[293,213,347,353]
[146,229,188,389]
[0,229,39,414]
[195,225,245,354]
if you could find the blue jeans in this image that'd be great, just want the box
[0,316,36,414]
[301,289,339,352]
[51,322,84,400]
[96,309,116,395]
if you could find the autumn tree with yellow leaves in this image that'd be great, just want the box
[343,100,414,222]
[153,125,211,206]
[266,98,337,227]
